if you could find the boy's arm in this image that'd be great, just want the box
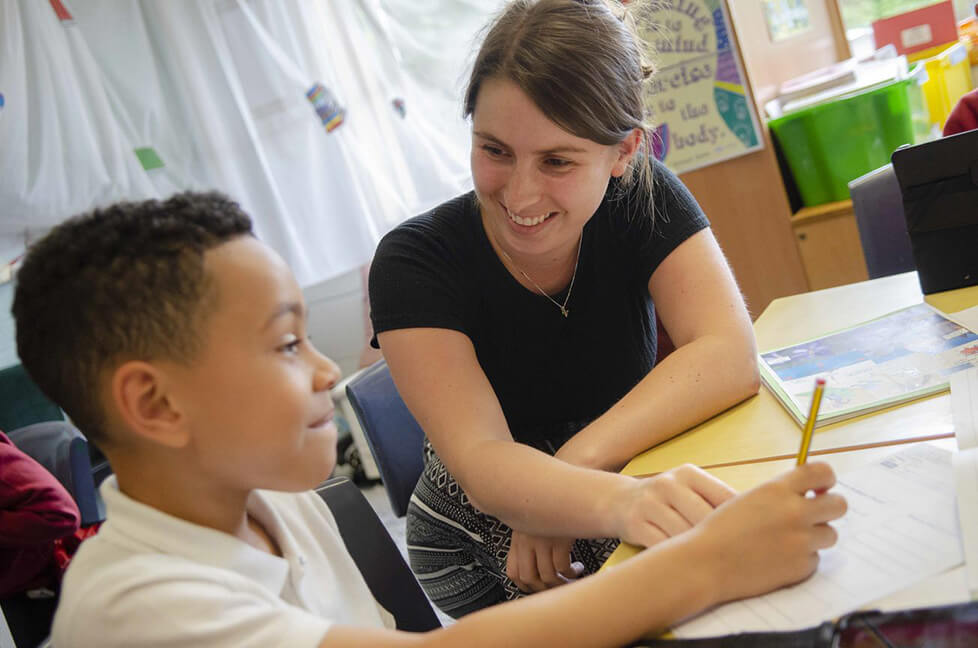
[319,463,846,648]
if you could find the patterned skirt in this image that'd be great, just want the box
[406,426,621,618]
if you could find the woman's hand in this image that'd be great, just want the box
[614,464,737,547]
[690,461,847,604]
[506,531,584,593]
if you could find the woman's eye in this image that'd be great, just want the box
[545,158,572,168]
[482,145,508,158]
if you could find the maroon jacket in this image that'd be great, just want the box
[943,89,978,136]
[0,430,80,597]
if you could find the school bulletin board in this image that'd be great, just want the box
[636,0,764,174]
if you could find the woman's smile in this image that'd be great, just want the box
[503,203,558,229]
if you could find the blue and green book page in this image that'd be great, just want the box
[759,303,978,427]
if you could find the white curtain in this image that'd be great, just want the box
[376,0,506,153]
[0,1,160,236]
[0,0,492,286]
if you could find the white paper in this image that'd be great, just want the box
[673,444,963,638]
[951,367,978,451]
[949,305,978,336]
[950,366,978,597]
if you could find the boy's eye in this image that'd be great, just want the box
[279,334,302,355]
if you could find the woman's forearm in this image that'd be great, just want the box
[452,438,635,538]
[556,332,759,472]
[378,327,751,538]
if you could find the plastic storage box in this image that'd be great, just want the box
[917,41,974,129]
[769,73,924,207]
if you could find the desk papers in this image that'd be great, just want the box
[673,444,963,638]
[951,367,978,598]
[950,305,978,336]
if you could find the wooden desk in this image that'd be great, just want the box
[605,273,978,620]
[622,273,978,478]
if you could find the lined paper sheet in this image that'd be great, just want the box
[951,366,978,598]
[673,444,963,638]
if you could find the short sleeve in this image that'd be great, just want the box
[52,558,332,648]
[368,198,476,347]
[611,160,710,286]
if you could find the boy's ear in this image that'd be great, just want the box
[111,361,190,449]
[611,128,643,178]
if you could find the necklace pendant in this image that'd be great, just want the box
[560,306,569,318]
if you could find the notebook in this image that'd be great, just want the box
[758,302,978,428]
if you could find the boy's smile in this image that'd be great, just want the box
[166,236,341,495]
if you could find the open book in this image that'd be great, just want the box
[759,303,978,428]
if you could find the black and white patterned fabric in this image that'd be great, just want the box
[406,429,620,618]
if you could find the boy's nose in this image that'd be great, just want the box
[314,354,341,392]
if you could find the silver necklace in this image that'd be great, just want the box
[498,235,583,318]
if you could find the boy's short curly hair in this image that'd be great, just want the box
[12,191,254,446]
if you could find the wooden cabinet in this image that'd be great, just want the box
[791,200,869,291]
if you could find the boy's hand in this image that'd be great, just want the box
[506,531,584,593]
[691,462,847,606]
[615,464,737,548]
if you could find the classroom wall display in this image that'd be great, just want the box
[636,0,764,174]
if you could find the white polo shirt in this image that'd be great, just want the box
[52,477,394,647]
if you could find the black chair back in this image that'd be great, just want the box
[0,364,64,433]
[315,477,440,632]
[848,163,915,279]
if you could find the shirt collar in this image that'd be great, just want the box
[97,476,290,594]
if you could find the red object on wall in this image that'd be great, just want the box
[871,1,958,58]
[48,0,73,22]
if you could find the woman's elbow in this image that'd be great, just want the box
[736,349,761,398]
[722,337,760,400]
[744,362,761,396]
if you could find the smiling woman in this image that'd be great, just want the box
[469,77,640,291]
[368,0,760,619]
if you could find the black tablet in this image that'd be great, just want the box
[891,129,978,294]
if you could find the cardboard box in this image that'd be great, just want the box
[872,1,958,58]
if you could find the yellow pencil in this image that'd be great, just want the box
[797,377,826,465]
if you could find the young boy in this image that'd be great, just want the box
[12,192,845,647]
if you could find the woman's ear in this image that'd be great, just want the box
[111,361,190,449]
[611,128,644,178]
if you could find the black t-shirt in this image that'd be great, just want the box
[369,161,708,444]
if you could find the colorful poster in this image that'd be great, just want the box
[636,0,763,174]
